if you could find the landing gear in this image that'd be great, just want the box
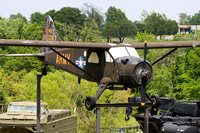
[151,94,161,108]
[85,78,110,110]
[85,96,96,110]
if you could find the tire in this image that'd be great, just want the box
[85,96,96,110]
[151,94,161,108]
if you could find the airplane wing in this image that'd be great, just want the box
[0,39,199,49]
[0,15,199,50]
[0,53,45,57]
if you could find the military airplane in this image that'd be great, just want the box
[0,16,199,111]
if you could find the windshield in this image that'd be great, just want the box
[8,105,45,113]
[109,47,139,59]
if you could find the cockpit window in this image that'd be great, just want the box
[88,52,99,63]
[109,47,139,59]
[126,47,140,57]
[105,51,113,62]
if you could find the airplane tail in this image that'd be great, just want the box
[41,15,60,53]
[0,16,59,57]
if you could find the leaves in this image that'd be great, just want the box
[103,7,137,42]
[105,6,128,23]
[143,11,178,36]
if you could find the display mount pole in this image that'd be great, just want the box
[37,67,47,133]
[96,108,100,133]
[144,107,149,133]
[37,74,42,133]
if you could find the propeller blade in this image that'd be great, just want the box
[141,76,147,105]
[141,41,148,106]
[143,41,147,69]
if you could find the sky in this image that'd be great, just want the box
[1,0,200,22]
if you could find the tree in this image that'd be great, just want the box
[9,13,27,22]
[45,9,57,19]
[80,19,101,42]
[189,11,200,25]
[64,24,81,41]
[144,12,178,36]
[179,13,190,25]
[53,7,86,26]
[166,19,178,35]
[20,22,43,40]
[144,12,167,36]
[105,6,128,23]
[133,21,146,32]
[82,3,104,28]
[140,10,148,22]
[103,20,137,43]
[103,6,137,42]
[0,18,25,39]
[30,12,45,24]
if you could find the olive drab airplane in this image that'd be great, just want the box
[0,16,200,110]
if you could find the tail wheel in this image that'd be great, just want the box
[151,94,161,108]
[85,96,96,110]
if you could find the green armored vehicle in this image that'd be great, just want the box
[0,101,77,133]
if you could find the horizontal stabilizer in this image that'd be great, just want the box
[0,53,45,57]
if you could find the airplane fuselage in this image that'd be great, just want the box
[40,46,153,89]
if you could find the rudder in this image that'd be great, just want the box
[41,15,60,52]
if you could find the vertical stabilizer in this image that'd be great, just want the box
[41,15,60,52]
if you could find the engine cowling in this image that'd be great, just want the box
[116,56,153,88]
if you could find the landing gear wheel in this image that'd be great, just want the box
[151,94,161,108]
[85,96,96,110]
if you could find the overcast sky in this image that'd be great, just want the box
[1,0,200,22]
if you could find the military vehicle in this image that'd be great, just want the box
[125,96,200,133]
[0,101,77,133]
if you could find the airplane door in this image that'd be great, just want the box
[103,51,115,79]
[85,51,105,81]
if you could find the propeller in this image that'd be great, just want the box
[141,41,148,106]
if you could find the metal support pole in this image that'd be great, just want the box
[144,107,149,133]
[37,74,42,133]
[96,108,100,133]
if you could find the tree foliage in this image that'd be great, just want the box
[105,6,128,23]
[179,13,190,25]
[133,21,146,33]
[143,12,178,36]
[189,11,200,25]
[139,34,200,101]
[103,6,137,42]
[9,13,27,23]
[103,20,137,42]
[82,3,104,28]
[30,7,86,26]
[179,11,200,25]
[53,7,86,26]
[30,12,45,24]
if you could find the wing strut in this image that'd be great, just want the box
[152,48,178,66]
[50,48,100,83]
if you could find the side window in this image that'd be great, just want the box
[105,51,113,63]
[88,52,99,63]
